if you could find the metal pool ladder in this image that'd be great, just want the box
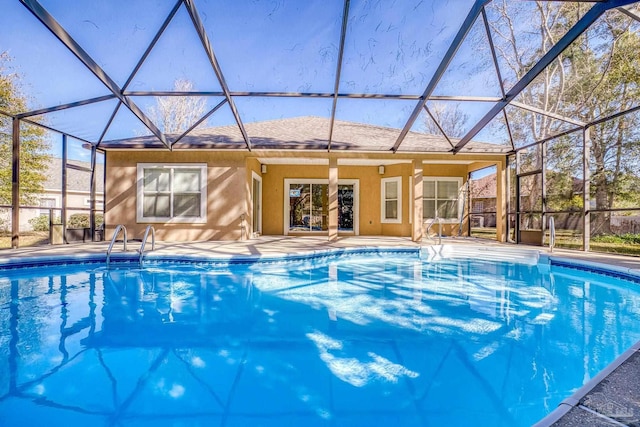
[106,224,127,267]
[425,217,443,245]
[138,225,156,265]
[106,225,155,266]
[548,216,556,252]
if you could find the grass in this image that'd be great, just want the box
[471,228,497,240]
[550,230,640,256]
[0,231,50,249]
[592,233,640,245]
[471,227,640,257]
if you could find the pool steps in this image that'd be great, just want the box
[421,244,540,265]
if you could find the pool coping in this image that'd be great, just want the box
[544,255,640,284]
[531,254,640,427]
[0,245,421,270]
[532,341,640,427]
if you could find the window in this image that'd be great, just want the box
[381,177,402,223]
[137,164,207,223]
[423,177,462,220]
[84,197,104,207]
[39,197,57,208]
[38,197,57,216]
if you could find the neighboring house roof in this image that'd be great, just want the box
[100,116,511,154]
[470,173,497,199]
[43,157,105,193]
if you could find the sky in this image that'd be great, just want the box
[2,0,629,159]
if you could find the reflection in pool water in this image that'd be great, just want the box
[1,253,640,426]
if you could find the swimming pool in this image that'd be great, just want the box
[1,247,640,426]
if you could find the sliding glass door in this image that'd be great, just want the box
[289,183,327,231]
[285,179,358,234]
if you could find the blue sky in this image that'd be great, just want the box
[0,0,520,157]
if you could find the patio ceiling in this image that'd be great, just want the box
[1,0,639,153]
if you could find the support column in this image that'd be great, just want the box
[541,142,547,240]
[328,157,338,242]
[62,134,68,243]
[411,159,423,242]
[505,156,512,242]
[11,119,20,249]
[583,127,591,252]
[515,150,521,243]
[496,160,507,243]
[89,144,97,241]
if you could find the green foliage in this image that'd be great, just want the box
[0,52,51,206]
[67,213,103,229]
[562,14,640,214]
[28,214,58,232]
[591,233,640,245]
[489,3,640,231]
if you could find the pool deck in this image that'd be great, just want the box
[2,235,640,426]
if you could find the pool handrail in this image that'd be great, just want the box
[424,217,443,245]
[106,224,127,266]
[548,216,556,253]
[138,225,156,265]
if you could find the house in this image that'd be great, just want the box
[469,173,497,228]
[99,116,510,242]
[19,157,104,231]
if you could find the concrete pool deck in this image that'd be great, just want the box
[1,235,640,425]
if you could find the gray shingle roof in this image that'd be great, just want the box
[100,116,510,153]
[44,157,104,192]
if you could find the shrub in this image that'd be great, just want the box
[29,215,58,232]
[67,213,104,229]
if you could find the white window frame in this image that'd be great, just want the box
[38,196,59,216]
[84,197,104,207]
[136,163,207,223]
[381,176,402,224]
[423,176,463,221]
[284,178,359,235]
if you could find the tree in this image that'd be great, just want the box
[570,22,640,234]
[487,2,640,234]
[0,51,50,206]
[147,79,207,134]
[423,102,469,139]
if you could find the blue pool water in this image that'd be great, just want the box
[1,251,640,426]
